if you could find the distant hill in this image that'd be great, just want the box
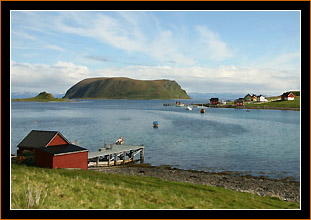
[12,92,68,102]
[63,77,190,100]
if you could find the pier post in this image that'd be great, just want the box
[96,157,99,167]
[114,153,117,166]
[123,151,126,165]
[108,154,111,167]
[130,150,134,162]
[140,148,144,164]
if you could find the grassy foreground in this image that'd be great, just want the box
[11,163,299,209]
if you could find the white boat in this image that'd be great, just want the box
[175,101,185,107]
[186,106,192,111]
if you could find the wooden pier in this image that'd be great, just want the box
[88,144,144,167]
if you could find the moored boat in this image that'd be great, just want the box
[176,101,185,107]
[153,121,159,128]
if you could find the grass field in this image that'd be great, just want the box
[245,96,300,109]
[11,163,299,209]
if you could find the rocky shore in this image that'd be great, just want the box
[89,164,300,203]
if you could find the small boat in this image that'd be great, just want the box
[153,121,159,128]
[200,108,205,114]
[176,101,185,107]
[186,106,192,111]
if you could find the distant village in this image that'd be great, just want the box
[209,91,296,106]
[164,91,297,108]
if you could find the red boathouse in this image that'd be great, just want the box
[235,98,244,106]
[210,98,219,105]
[281,92,295,101]
[17,130,88,170]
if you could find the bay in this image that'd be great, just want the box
[11,99,300,181]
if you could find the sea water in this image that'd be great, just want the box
[11,99,300,181]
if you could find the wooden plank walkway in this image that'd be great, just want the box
[88,144,144,167]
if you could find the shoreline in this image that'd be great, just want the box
[12,99,299,111]
[89,163,300,203]
[192,104,300,111]
[209,105,300,111]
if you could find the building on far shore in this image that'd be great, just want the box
[251,94,257,102]
[235,98,244,106]
[281,92,295,101]
[257,95,268,102]
[210,98,220,105]
[244,94,252,102]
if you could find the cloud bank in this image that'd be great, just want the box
[11,60,300,95]
[11,11,300,95]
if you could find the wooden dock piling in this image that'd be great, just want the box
[114,153,117,166]
[140,148,144,163]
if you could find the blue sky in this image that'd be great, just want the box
[11,10,300,95]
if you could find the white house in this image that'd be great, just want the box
[257,95,268,102]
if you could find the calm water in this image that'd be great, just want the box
[11,99,300,181]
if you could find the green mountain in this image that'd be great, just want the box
[63,77,190,99]
[12,92,68,102]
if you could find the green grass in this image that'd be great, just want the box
[11,163,299,209]
[245,96,300,109]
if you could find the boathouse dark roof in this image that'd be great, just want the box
[281,92,294,97]
[37,144,88,156]
[17,130,70,148]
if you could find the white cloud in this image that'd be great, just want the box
[92,64,300,94]
[11,61,90,93]
[11,59,300,95]
[249,51,300,70]
[12,29,65,52]
[12,12,232,66]
[148,30,197,66]
[54,12,196,65]
[195,25,232,61]
[54,12,145,52]
[11,12,299,95]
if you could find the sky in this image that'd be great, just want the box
[11,10,301,95]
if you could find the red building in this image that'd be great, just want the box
[35,144,88,170]
[210,98,219,105]
[281,92,295,101]
[17,130,88,170]
[235,98,244,106]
